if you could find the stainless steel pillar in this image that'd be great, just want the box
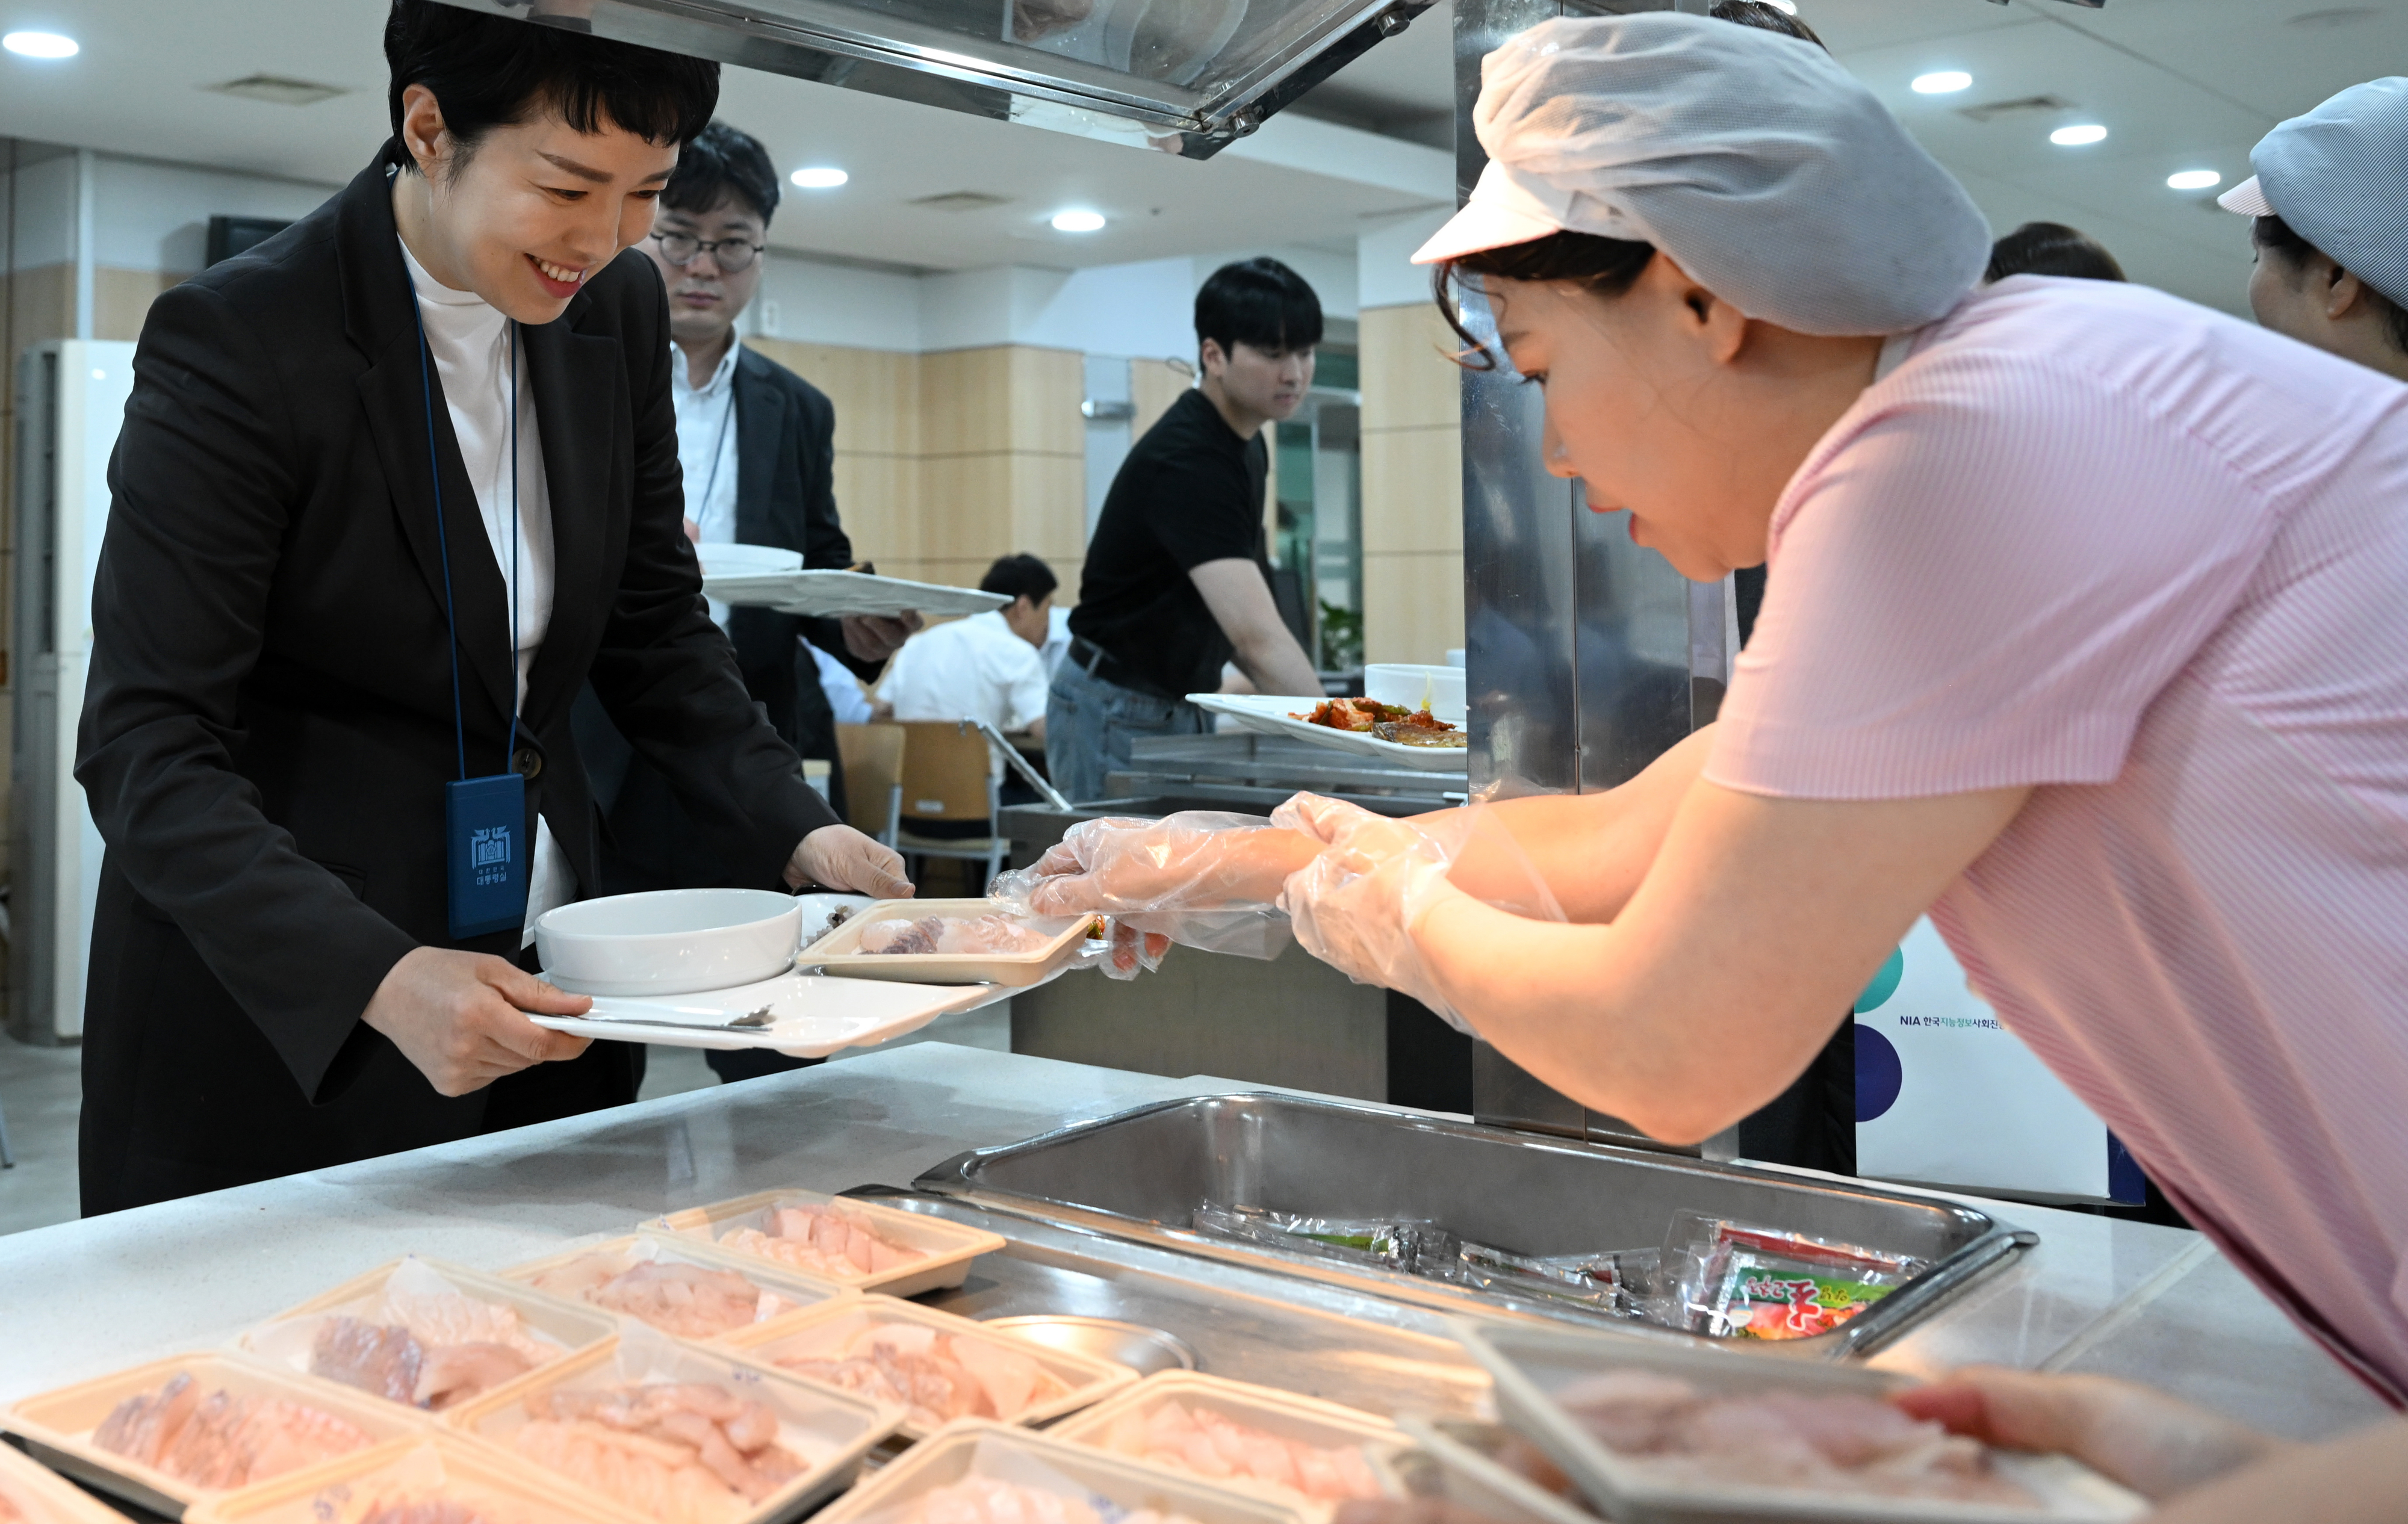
[1454,0,1736,1153]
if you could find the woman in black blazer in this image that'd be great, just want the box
[72,3,910,1214]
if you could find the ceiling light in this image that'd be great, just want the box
[2166,169,2222,191]
[2050,123,2108,146]
[1761,0,1796,11]
[1911,70,1972,94]
[1050,209,1106,234]
[2,30,78,59]
[789,167,848,190]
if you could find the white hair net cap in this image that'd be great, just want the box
[1412,13,1993,336]
[2218,77,2408,309]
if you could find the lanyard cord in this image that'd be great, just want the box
[408,293,521,781]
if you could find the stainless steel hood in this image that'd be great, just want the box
[439,0,1435,158]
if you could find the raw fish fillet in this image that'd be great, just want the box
[857,915,1051,956]
[531,1254,775,1339]
[386,1293,551,1362]
[771,1320,1068,1428]
[513,1382,802,1524]
[311,1319,425,1406]
[0,1484,19,1524]
[358,1498,494,1524]
[715,1203,925,1280]
[895,1476,1200,1524]
[90,1372,373,1490]
[1100,1400,1383,1501]
[1552,1371,2035,1506]
[309,1301,548,1412]
[415,1344,536,1411]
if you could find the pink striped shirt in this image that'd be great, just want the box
[1710,276,2408,1401]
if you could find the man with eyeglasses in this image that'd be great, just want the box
[577,120,919,1080]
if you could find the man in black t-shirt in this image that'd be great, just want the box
[1049,258,1326,802]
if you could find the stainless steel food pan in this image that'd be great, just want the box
[916,1093,2028,1357]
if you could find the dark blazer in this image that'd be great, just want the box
[73,154,839,1215]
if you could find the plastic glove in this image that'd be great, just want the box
[989,812,1308,962]
[1272,792,1565,1035]
[1893,1368,2288,1502]
[786,823,913,899]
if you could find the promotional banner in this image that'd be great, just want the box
[1854,918,2135,1202]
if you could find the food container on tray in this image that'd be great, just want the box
[237,1257,617,1413]
[1363,664,1467,723]
[182,1434,645,1524]
[721,1295,1136,1440]
[1391,1416,1603,1524]
[0,1436,140,1524]
[500,1232,857,1342]
[808,1420,1311,1524]
[797,899,1088,987]
[1456,1319,2149,1524]
[653,1188,1005,1298]
[445,1327,901,1524]
[0,1351,432,1518]
[1050,1371,1408,1519]
[536,888,804,997]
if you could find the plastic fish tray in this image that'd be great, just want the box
[652,1189,1006,1299]
[498,1233,859,1344]
[1049,1371,1409,1521]
[719,1295,1137,1441]
[0,1436,141,1524]
[444,1333,901,1524]
[183,1434,646,1524]
[235,1257,618,1416]
[0,1351,436,1519]
[798,899,1090,987]
[807,1420,1311,1524]
[1389,1416,1606,1524]
[1457,1319,2149,1524]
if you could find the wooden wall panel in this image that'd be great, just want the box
[1128,358,1193,444]
[1358,304,1466,668]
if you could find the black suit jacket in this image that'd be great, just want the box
[73,155,838,1213]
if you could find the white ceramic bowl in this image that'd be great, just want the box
[698,542,804,577]
[535,888,802,996]
[1364,663,1467,723]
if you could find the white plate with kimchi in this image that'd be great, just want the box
[1187,694,1469,773]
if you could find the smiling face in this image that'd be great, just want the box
[393,82,677,324]
[643,193,766,357]
[1485,255,1884,581]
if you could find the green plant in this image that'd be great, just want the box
[1317,599,1362,671]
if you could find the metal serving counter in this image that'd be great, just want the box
[0,1044,2385,1445]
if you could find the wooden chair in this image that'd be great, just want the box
[833,722,905,848]
[893,720,1007,890]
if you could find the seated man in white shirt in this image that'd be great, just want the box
[877,554,1055,746]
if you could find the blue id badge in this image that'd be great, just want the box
[445,772,529,939]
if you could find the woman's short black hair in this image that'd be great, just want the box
[384,0,718,176]
[1706,0,1826,49]
[979,554,1058,606]
[1985,221,2126,283]
[1195,258,1323,363]
[2253,211,2408,355]
[665,120,781,226]
[1435,232,1658,371]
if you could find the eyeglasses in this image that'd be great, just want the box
[651,232,765,272]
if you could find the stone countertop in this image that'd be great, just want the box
[0,1044,2385,1443]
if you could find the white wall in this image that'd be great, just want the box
[753,253,926,352]
[1,155,78,267]
[1358,206,1454,312]
[91,156,336,272]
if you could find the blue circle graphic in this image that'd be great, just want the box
[1855,947,1905,1013]
[1855,1024,1904,1123]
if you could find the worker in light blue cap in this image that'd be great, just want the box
[2222,77,2408,382]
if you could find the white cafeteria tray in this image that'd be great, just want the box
[1392,1415,1605,1524]
[652,1188,1007,1298]
[807,1420,1312,1524]
[530,967,992,1056]
[1457,1319,2150,1524]
[183,1434,645,1524]
[445,1329,901,1524]
[1050,1370,1407,1518]
[1187,694,1469,773]
[721,1295,1136,1440]
[236,1257,616,1414]
[1,1352,430,1517]
[498,1233,857,1342]
[0,1435,139,1524]
[700,569,1008,620]
[798,899,1090,987]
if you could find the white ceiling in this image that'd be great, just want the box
[1,0,2402,308]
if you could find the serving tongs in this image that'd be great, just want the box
[569,1003,776,1033]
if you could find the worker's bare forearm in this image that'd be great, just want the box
[1234,634,1323,701]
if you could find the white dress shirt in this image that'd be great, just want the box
[814,644,875,724]
[400,238,573,943]
[672,340,742,627]
[878,612,1050,758]
[1040,604,1072,676]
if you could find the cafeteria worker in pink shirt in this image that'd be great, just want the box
[1013,15,2408,1517]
